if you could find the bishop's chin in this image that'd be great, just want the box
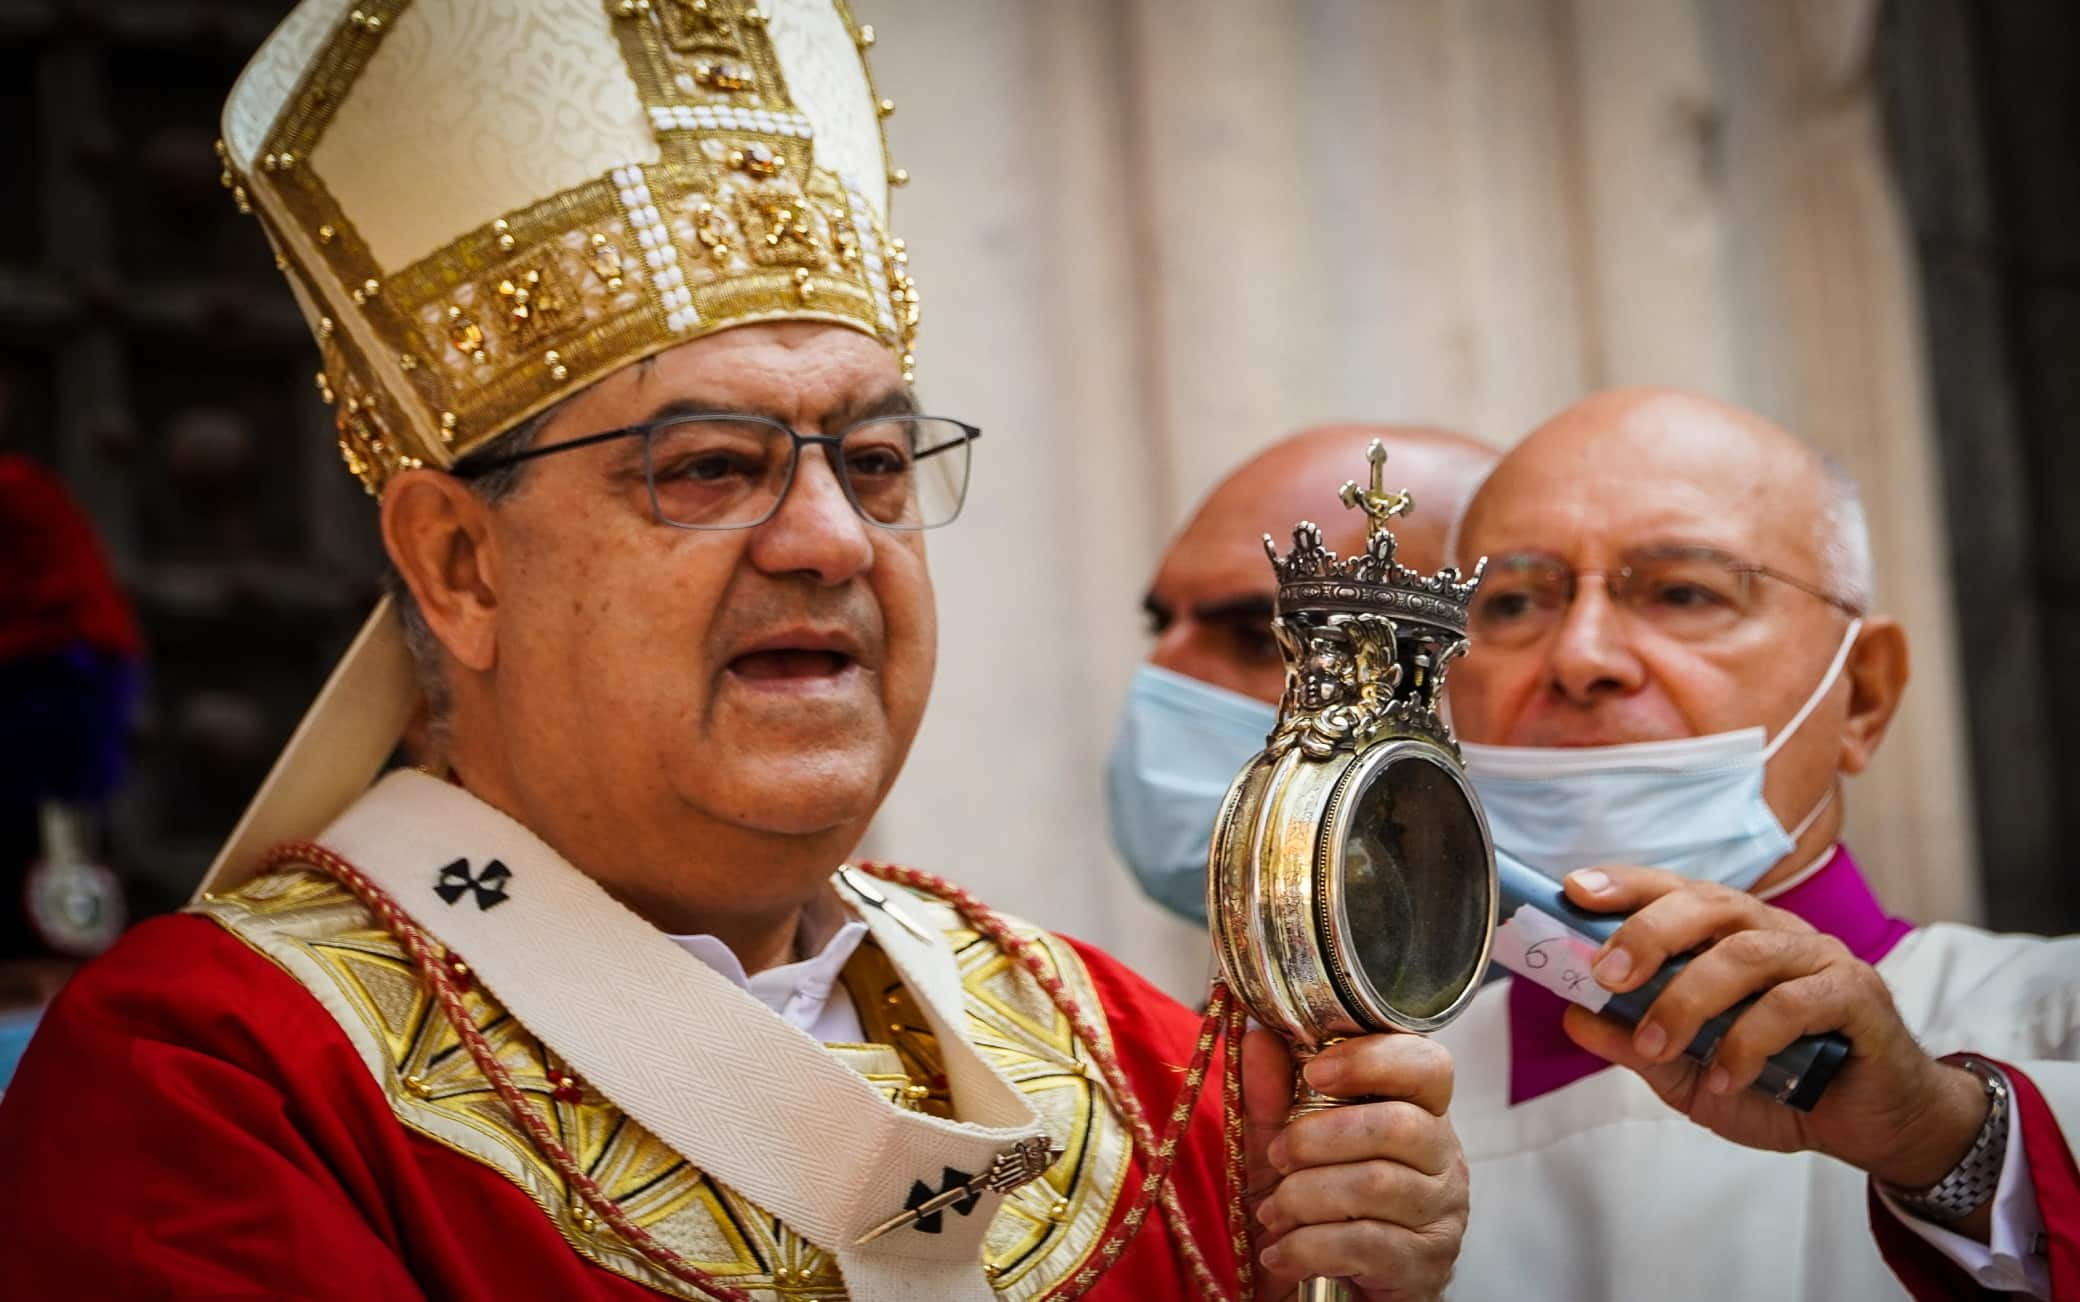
[679,743,892,839]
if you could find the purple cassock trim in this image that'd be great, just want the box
[1506,844,1914,1106]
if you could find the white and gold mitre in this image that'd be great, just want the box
[219,0,917,494]
[196,0,918,898]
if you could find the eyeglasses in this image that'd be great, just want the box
[452,412,981,531]
[1467,544,1863,647]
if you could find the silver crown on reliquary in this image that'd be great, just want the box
[1263,440,1486,762]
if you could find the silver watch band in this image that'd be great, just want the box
[1884,1054,2011,1224]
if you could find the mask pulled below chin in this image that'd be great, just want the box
[1461,618,1861,892]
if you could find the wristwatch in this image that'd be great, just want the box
[1883,1054,2011,1224]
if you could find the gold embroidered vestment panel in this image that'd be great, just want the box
[195,868,1131,1299]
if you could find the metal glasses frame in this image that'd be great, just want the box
[450,412,983,531]
[1476,543,1865,620]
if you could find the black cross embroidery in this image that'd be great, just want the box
[902,1167,981,1235]
[434,858,511,910]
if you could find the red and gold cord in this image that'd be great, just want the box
[267,844,1254,1301]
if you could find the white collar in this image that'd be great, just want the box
[670,920,869,1041]
[1757,840,1845,902]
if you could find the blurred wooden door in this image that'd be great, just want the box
[1882,0,2080,935]
[0,0,381,913]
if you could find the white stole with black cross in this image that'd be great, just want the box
[318,770,1049,1301]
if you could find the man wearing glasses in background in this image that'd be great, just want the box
[0,1,1471,1297]
[1433,386,2080,1299]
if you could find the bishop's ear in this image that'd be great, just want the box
[379,469,501,674]
[1837,616,1908,776]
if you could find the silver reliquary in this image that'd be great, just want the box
[1208,441,1497,1061]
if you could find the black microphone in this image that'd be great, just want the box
[1494,854,1849,1112]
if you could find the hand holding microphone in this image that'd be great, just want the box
[1491,852,1847,1111]
[1502,861,1998,1198]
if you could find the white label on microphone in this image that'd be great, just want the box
[1490,905,1614,1013]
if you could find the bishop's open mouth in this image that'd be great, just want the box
[728,648,856,680]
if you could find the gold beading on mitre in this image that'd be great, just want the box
[219,0,919,495]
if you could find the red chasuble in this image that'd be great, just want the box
[0,874,1242,1300]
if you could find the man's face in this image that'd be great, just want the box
[480,322,933,855]
[1450,393,1858,824]
[1145,428,1495,704]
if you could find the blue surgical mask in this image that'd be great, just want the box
[1461,619,1861,892]
[1105,664,1278,924]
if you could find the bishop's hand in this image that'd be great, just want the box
[1242,1030,1469,1300]
[1555,865,1995,1238]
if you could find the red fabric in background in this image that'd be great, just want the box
[0,454,141,662]
[0,914,1242,1299]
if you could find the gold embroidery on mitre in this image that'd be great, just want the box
[194,869,1130,1300]
[223,0,916,496]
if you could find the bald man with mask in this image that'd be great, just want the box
[1437,388,2080,1300]
[1106,424,1497,921]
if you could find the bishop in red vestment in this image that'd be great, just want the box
[0,3,1471,1298]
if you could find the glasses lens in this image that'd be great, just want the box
[839,417,972,529]
[644,417,793,528]
[1468,556,1569,646]
[1616,549,1752,638]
